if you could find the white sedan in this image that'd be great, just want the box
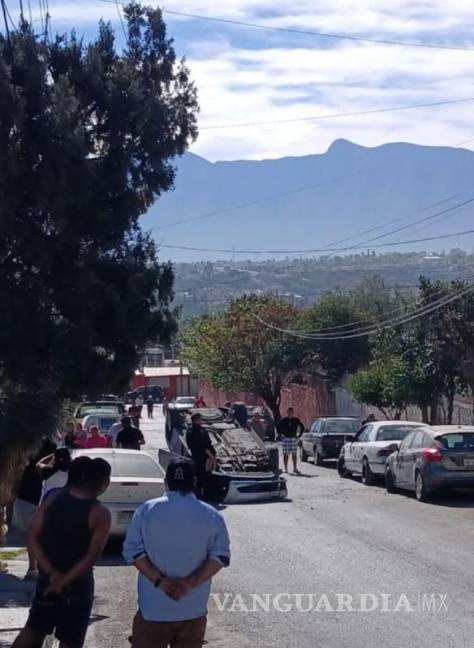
[72,448,165,535]
[337,420,424,485]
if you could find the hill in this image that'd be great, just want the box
[142,140,474,263]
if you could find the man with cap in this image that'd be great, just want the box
[123,458,231,648]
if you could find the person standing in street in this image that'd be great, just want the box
[146,395,154,419]
[83,425,109,449]
[108,415,125,447]
[123,459,231,648]
[277,407,305,474]
[13,438,57,580]
[136,394,145,418]
[12,457,111,648]
[186,413,217,500]
[249,410,266,443]
[195,396,206,409]
[117,416,145,450]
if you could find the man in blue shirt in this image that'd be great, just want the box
[123,458,231,648]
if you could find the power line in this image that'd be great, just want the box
[160,7,474,53]
[115,0,127,41]
[97,0,474,53]
[154,166,373,231]
[161,202,474,255]
[255,280,474,341]
[200,97,474,130]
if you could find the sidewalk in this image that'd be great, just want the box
[0,534,32,647]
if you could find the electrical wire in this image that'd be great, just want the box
[97,1,474,53]
[200,97,474,131]
[154,166,374,231]
[255,280,474,340]
[164,225,474,254]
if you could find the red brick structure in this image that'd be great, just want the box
[198,379,331,427]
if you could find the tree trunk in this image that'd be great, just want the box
[421,405,429,424]
[447,388,455,425]
[429,394,440,425]
[260,388,282,423]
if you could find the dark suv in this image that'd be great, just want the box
[301,417,360,465]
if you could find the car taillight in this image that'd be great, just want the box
[422,448,442,462]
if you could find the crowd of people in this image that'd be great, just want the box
[13,454,230,648]
[12,396,309,647]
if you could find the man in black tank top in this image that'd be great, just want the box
[13,457,112,648]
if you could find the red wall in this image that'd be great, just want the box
[199,380,330,427]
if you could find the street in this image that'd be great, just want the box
[84,408,474,648]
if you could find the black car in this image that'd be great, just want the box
[301,417,360,465]
[125,385,163,404]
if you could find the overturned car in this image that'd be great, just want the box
[161,406,287,504]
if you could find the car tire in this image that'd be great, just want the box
[385,467,396,493]
[415,470,430,502]
[361,458,375,486]
[315,447,324,466]
[300,445,308,462]
[337,455,351,478]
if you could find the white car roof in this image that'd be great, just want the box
[430,425,474,434]
[369,420,424,428]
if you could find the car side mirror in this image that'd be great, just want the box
[344,435,353,443]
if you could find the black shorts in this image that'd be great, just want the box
[26,573,94,648]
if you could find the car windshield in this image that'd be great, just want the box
[77,404,120,417]
[98,417,119,430]
[437,433,474,450]
[177,397,195,405]
[324,420,359,434]
[110,454,164,478]
[376,426,419,441]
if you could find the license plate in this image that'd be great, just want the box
[464,459,474,467]
[117,511,134,524]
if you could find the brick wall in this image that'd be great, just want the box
[198,380,330,427]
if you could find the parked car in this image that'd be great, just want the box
[175,396,197,407]
[385,425,474,501]
[74,401,124,424]
[338,420,424,484]
[301,417,360,465]
[72,448,165,535]
[125,386,163,404]
[82,413,120,435]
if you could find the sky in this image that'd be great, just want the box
[5,0,474,161]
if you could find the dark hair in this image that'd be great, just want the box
[166,459,195,494]
[68,456,111,490]
[121,416,132,427]
[191,413,202,424]
[54,448,71,471]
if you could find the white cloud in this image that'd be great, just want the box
[9,0,474,160]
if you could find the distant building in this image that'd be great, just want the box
[140,346,165,368]
[131,366,198,400]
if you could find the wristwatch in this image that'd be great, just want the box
[153,576,163,588]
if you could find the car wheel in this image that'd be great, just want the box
[361,458,375,486]
[315,447,324,466]
[337,455,351,478]
[415,470,430,502]
[300,445,308,462]
[385,467,396,493]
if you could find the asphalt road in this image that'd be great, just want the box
[86,408,474,648]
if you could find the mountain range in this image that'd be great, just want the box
[141,140,474,263]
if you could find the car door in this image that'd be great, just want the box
[347,426,371,472]
[404,430,427,489]
[303,421,318,456]
[394,431,418,486]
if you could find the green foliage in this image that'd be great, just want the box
[350,356,410,419]
[181,295,306,419]
[0,6,198,451]
[303,293,372,381]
